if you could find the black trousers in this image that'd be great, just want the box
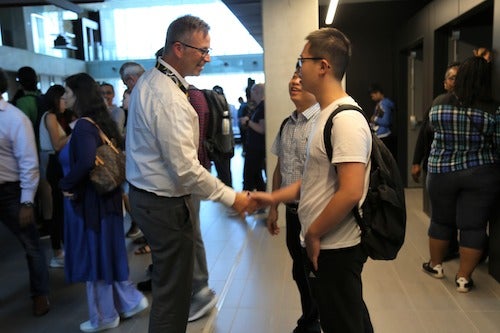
[242,148,265,191]
[212,154,233,187]
[46,153,64,251]
[286,206,320,332]
[305,244,373,333]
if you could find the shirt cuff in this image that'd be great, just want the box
[219,188,237,208]
[21,190,36,204]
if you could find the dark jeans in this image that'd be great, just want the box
[305,245,373,333]
[286,206,320,332]
[129,185,194,333]
[0,182,49,297]
[46,153,64,251]
[243,148,266,191]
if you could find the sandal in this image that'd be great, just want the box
[134,244,151,255]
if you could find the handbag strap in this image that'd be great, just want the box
[81,117,120,154]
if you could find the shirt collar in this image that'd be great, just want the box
[157,57,190,91]
[291,102,320,122]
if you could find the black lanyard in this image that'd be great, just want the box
[155,61,188,96]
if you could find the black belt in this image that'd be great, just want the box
[129,183,153,195]
[129,182,190,199]
[285,202,299,214]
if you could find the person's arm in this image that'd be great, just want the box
[251,179,301,210]
[374,101,392,127]
[247,118,265,134]
[411,117,428,183]
[46,113,69,151]
[59,120,98,192]
[14,114,39,227]
[305,162,365,270]
[266,159,282,235]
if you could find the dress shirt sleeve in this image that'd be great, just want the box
[154,98,235,206]
[14,115,39,202]
[271,129,280,156]
[59,120,99,191]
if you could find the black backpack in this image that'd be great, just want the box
[202,89,235,159]
[324,104,406,260]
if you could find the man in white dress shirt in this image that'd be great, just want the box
[0,68,50,317]
[126,15,250,333]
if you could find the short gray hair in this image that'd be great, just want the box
[119,62,145,80]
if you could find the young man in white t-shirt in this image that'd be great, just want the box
[252,28,373,332]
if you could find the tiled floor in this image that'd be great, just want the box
[1,146,500,333]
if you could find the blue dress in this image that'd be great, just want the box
[59,120,129,283]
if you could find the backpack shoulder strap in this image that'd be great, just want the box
[278,116,290,138]
[323,104,364,161]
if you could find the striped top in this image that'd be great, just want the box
[428,93,500,173]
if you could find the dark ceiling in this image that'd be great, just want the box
[1,0,434,47]
[221,0,434,47]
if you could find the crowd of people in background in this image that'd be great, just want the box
[1,11,499,333]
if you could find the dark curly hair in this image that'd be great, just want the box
[65,73,123,148]
[454,56,492,108]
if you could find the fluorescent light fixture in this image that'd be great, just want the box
[325,0,339,25]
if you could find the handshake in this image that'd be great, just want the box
[230,191,273,218]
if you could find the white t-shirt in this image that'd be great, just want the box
[298,96,372,249]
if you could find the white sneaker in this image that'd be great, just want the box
[80,317,119,332]
[50,254,64,268]
[121,297,149,319]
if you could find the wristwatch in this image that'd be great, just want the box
[21,201,34,207]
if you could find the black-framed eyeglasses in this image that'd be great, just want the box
[297,57,324,68]
[177,41,211,57]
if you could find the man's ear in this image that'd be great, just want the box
[319,59,331,75]
[172,42,184,58]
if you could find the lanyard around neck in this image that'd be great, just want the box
[155,61,188,96]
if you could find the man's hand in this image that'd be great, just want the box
[411,164,421,183]
[266,206,280,235]
[249,191,274,210]
[19,205,35,228]
[304,229,321,271]
[232,192,251,218]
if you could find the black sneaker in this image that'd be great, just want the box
[137,279,152,292]
[456,276,474,293]
[422,261,444,279]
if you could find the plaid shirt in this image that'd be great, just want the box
[428,96,500,173]
[271,103,320,187]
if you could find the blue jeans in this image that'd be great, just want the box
[0,182,49,297]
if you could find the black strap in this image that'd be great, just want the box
[278,116,290,138]
[323,104,364,161]
[155,61,188,95]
